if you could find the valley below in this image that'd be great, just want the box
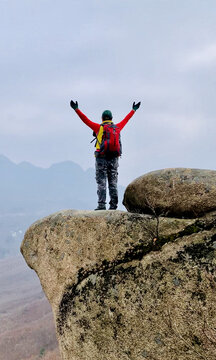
[0,255,60,360]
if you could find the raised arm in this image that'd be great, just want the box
[116,101,141,131]
[70,100,100,133]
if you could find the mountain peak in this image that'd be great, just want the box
[0,154,15,167]
[0,154,14,163]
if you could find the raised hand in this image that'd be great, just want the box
[70,100,78,110]
[132,101,141,111]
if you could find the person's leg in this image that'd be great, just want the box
[107,157,119,209]
[95,157,107,210]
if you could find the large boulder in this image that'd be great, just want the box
[21,209,216,360]
[123,168,216,218]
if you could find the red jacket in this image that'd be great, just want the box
[75,108,135,133]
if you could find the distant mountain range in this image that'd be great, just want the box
[0,155,125,258]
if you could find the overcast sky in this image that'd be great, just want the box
[1,0,216,185]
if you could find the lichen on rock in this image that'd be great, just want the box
[21,207,216,360]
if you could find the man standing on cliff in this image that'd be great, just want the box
[70,100,141,210]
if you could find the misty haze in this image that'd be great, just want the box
[1,0,216,359]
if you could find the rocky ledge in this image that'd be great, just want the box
[21,207,216,360]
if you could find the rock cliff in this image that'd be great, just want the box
[21,168,216,359]
[21,209,216,359]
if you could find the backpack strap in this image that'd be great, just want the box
[91,125,105,148]
[90,131,97,144]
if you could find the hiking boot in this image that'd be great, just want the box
[94,205,106,211]
[108,206,117,210]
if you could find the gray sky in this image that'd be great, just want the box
[1,0,216,185]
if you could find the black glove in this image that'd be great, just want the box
[132,101,141,111]
[70,100,78,110]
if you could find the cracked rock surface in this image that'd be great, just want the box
[21,209,216,360]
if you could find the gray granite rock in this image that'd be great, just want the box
[123,168,216,218]
[21,209,216,360]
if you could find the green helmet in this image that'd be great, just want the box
[102,110,113,121]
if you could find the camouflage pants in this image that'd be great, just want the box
[95,157,119,208]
